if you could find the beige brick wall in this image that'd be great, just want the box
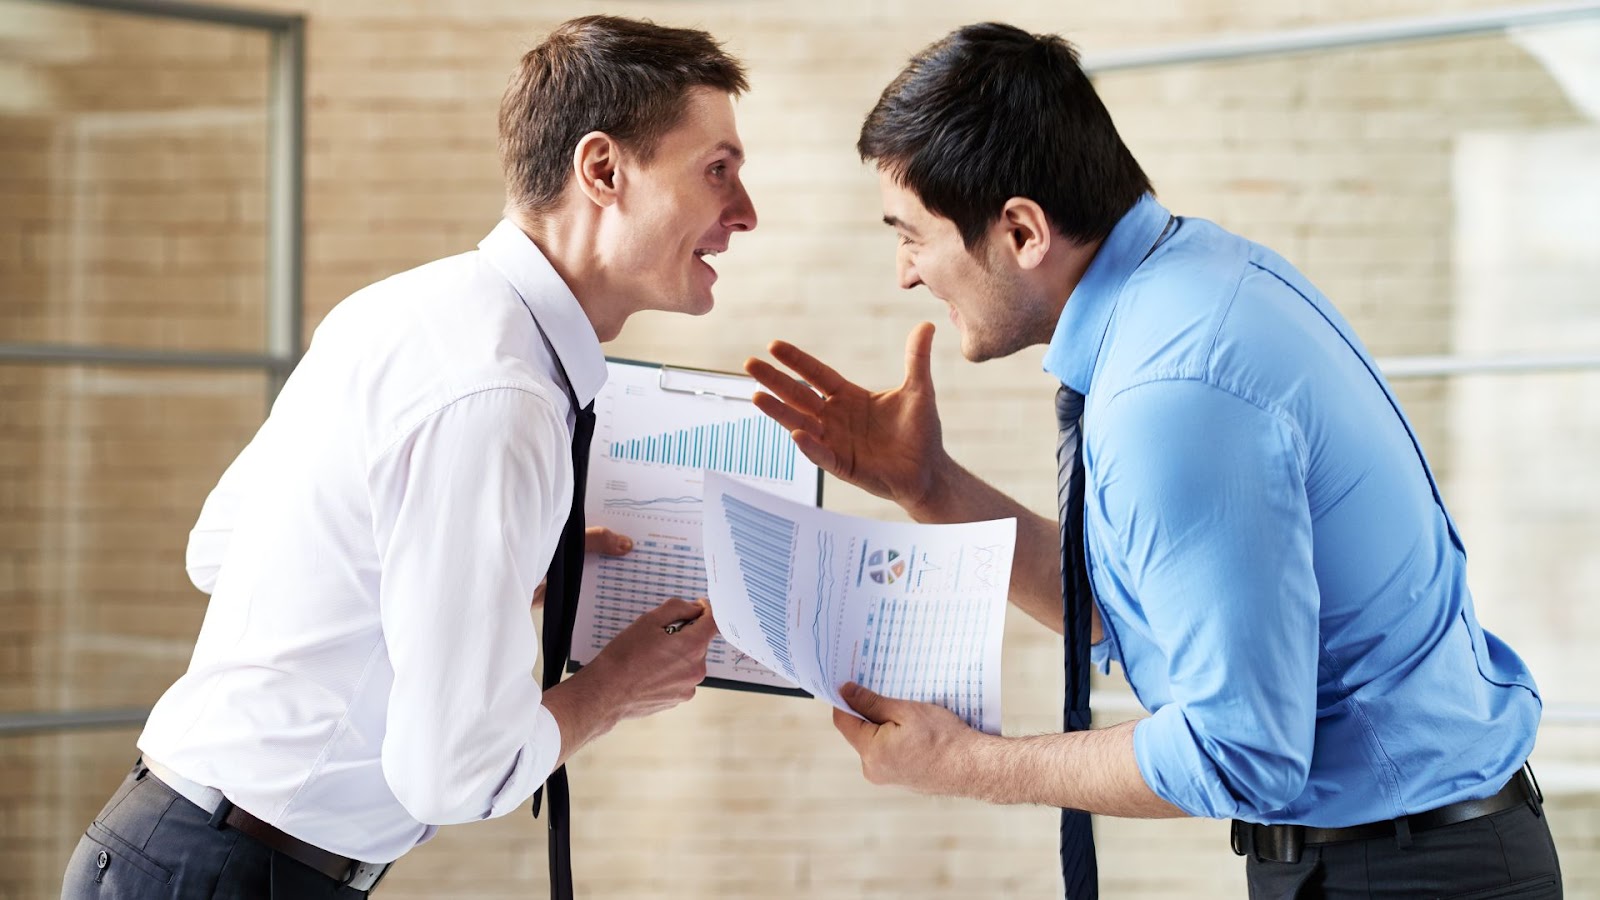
[4,0,1598,897]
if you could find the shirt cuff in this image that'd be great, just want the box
[1132,706,1244,820]
[486,701,563,819]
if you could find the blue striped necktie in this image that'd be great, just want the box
[1055,384,1098,899]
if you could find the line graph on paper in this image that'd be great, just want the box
[601,496,703,515]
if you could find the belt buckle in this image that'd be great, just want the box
[343,860,390,893]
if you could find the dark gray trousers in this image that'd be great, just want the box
[62,760,370,899]
[1243,800,1562,899]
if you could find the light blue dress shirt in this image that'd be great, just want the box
[1043,194,1541,827]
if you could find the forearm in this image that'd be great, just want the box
[908,457,1094,640]
[541,666,623,769]
[965,720,1185,818]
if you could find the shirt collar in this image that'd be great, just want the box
[478,219,607,408]
[1042,193,1172,396]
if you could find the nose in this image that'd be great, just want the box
[723,178,757,233]
[896,244,921,290]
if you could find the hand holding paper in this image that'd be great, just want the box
[700,472,1015,734]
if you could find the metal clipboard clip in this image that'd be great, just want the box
[657,364,756,402]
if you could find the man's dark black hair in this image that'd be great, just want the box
[858,23,1152,249]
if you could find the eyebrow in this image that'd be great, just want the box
[883,214,919,237]
[710,141,744,162]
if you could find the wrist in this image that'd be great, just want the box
[960,731,1025,805]
[542,664,622,764]
[903,450,963,523]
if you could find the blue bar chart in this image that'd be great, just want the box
[720,492,799,678]
[608,414,797,481]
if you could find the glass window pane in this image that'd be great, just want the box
[0,0,271,354]
[1392,371,1600,708]
[1094,21,1600,360]
[0,364,265,719]
[1,728,142,898]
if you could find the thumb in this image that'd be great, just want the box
[902,322,936,393]
[840,682,893,725]
[585,527,633,556]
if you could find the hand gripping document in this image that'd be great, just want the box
[701,471,1015,734]
[568,359,823,695]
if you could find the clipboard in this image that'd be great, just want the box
[565,357,823,697]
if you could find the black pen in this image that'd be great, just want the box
[663,618,695,634]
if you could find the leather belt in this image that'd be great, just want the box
[1231,766,1541,865]
[141,758,390,893]
[221,803,390,892]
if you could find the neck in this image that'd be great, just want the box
[507,208,634,342]
[1034,237,1103,343]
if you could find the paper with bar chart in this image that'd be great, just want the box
[568,359,822,694]
[700,472,1015,733]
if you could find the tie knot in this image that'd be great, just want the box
[1055,384,1085,430]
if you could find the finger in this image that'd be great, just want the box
[768,340,850,397]
[833,706,876,756]
[902,322,936,392]
[789,429,840,475]
[648,596,705,624]
[584,526,633,556]
[751,391,821,436]
[677,599,720,647]
[745,358,824,417]
[840,681,895,725]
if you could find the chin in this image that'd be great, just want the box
[683,291,716,316]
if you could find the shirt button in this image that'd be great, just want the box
[96,850,109,869]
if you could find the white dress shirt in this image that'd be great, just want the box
[138,220,608,863]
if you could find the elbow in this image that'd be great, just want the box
[383,758,484,826]
[1225,752,1312,815]
[381,741,494,825]
[1139,712,1312,819]
[389,785,473,827]
[185,531,224,594]
[186,563,219,595]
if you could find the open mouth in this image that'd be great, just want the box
[693,247,723,280]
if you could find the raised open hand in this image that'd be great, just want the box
[745,322,950,514]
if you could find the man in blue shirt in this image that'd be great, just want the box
[746,22,1560,898]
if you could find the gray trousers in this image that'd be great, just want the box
[62,760,370,899]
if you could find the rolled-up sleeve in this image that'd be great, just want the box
[1093,379,1318,820]
[367,385,568,825]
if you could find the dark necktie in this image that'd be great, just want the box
[1055,384,1098,900]
[532,400,595,900]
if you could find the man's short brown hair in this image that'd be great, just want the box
[499,16,749,216]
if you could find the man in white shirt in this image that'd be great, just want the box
[63,16,756,899]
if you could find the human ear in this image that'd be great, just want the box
[572,131,620,208]
[999,197,1052,270]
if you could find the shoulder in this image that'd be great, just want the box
[372,381,568,465]
[1098,219,1326,416]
